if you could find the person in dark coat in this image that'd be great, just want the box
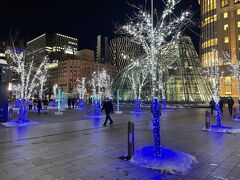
[218,97,224,114]
[72,98,75,109]
[227,97,234,115]
[37,99,42,115]
[68,98,71,109]
[209,98,215,115]
[101,98,114,126]
[238,99,240,111]
[28,98,33,110]
[43,98,48,111]
[33,99,37,110]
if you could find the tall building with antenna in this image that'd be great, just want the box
[200,0,240,97]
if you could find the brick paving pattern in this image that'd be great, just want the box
[0,105,240,180]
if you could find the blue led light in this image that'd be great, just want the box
[18,99,28,123]
[94,99,100,116]
[135,99,141,112]
[215,103,222,127]
[79,98,85,109]
[52,99,57,107]
[151,98,161,157]
[162,99,167,111]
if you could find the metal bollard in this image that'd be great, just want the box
[127,120,134,160]
[8,108,13,122]
[205,111,210,129]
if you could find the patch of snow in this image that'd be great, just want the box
[130,146,197,174]
[2,120,40,127]
[234,117,240,122]
[203,125,240,134]
[129,111,149,114]
[161,109,174,112]
[210,163,218,166]
[84,114,105,118]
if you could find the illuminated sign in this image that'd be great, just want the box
[64,45,74,55]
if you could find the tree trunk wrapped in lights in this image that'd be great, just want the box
[91,69,112,115]
[227,52,240,112]
[52,84,58,107]
[76,77,87,109]
[5,49,48,122]
[120,0,192,156]
[127,63,149,112]
[204,49,223,126]
[38,69,48,99]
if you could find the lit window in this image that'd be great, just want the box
[235,0,240,3]
[202,0,216,14]
[238,35,240,40]
[238,21,240,27]
[225,77,232,95]
[201,38,218,49]
[237,9,240,14]
[224,12,228,18]
[224,24,229,30]
[225,37,229,43]
[202,15,217,26]
[221,0,229,8]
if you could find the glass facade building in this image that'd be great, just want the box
[112,37,212,102]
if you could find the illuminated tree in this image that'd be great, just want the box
[5,49,48,122]
[76,77,87,99]
[76,77,87,109]
[127,61,149,112]
[90,69,113,115]
[223,51,240,111]
[37,68,48,99]
[120,0,191,156]
[204,49,224,127]
[99,69,113,98]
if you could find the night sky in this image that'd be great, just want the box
[0,0,200,51]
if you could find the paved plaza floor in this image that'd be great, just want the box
[1,105,240,180]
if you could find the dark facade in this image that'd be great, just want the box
[26,33,78,64]
[96,35,110,64]
[0,59,10,122]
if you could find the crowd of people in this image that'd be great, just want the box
[67,98,76,109]
[209,96,235,115]
[26,98,49,115]
[25,97,115,126]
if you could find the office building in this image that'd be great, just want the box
[200,0,240,97]
[57,60,117,94]
[26,33,78,67]
[113,36,212,102]
[75,49,95,61]
[96,35,110,64]
[110,37,142,72]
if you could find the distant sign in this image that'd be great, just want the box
[64,45,74,55]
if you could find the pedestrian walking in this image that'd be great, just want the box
[33,99,37,110]
[29,98,33,110]
[101,97,114,126]
[209,98,215,115]
[227,97,234,115]
[68,98,71,109]
[43,98,48,111]
[37,99,42,115]
[72,98,75,109]
[218,97,224,114]
[238,99,240,112]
